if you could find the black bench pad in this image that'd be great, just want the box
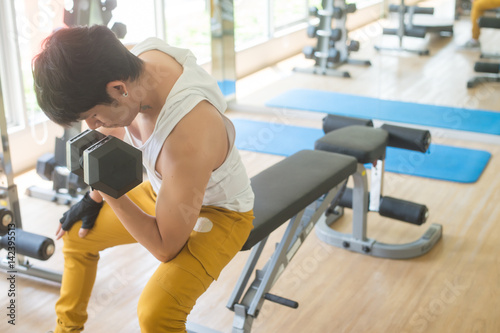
[314,125,388,164]
[242,150,357,251]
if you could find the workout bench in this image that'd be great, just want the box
[188,149,357,332]
[188,116,443,332]
[467,16,500,88]
[314,115,443,259]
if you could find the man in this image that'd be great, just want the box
[460,0,500,48]
[32,25,255,332]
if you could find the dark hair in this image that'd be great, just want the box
[32,25,144,126]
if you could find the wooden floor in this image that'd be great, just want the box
[2,6,500,333]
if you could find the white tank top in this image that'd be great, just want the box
[124,38,254,212]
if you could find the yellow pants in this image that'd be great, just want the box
[471,0,500,39]
[54,181,254,333]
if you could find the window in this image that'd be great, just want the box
[107,0,156,45]
[12,0,66,127]
[274,0,308,32]
[162,0,211,64]
[234,0,269,50]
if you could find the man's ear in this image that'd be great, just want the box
[106,81,127,99]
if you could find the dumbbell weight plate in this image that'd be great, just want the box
[83,136,143,199]
[303,45,315,59]
[67,129,107,178]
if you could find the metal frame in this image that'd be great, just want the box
[467,73,500,88]
[294,0,371,78]
[315,163,442,259]
[374,0,430,56]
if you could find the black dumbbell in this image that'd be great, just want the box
[330,28,342,42]
[346,3,357,13]
[332,7,343,19]
[307,25,318,38]
[66,129,143,199]
[303,45,315,59]
[309,6,319,16]
[348,40,360,52]
[328,48,340,63]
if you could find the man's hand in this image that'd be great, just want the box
[56,191,103,239]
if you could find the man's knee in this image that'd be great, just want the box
[138,290,189,333]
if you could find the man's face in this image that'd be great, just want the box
[80,99,138,129]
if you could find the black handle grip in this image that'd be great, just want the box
[264,293,299,309]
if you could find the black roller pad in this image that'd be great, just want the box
[478,17,500,29]
[381,124,431,152]
[0,229,55,260]
[379,197,428,225]
[474,62,500,74]
[322,114,373,134]
[0,208,13,236]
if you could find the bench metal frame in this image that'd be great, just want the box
[315,163,442,259]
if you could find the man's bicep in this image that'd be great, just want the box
[154,147,213,250]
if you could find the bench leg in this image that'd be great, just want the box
[222,184,345,332]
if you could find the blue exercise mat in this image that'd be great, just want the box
[232,118,491,183]
[265,89,500,135]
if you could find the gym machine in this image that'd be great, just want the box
[26,124,89,206]
[375,0,453,55]
[294,0,371,78]
[0,76,62,283]
[477,16,500,60]
[467,61,500,88]
[314,114,442,259]
[467,17,500,88]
